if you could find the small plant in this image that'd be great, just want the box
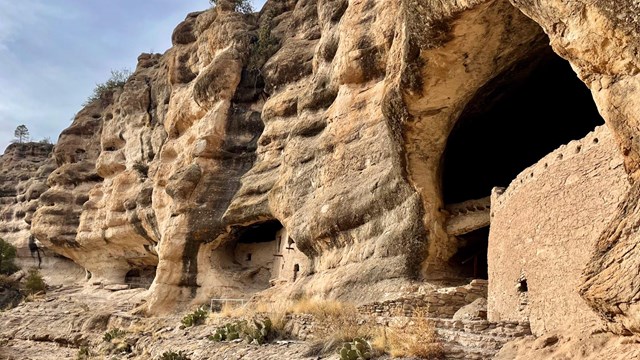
[247,11,280,72]
[0,237,18,275]
[181,306,208,327]
[245,317,273,345]
[85,69,132,105]
[339,338,372,360]
[23,268,46,295]
[208,317,275,344]
[209,321,244,342]
[209,0,253,14]
[158,351,190,360]
[103,328,127,342]
[375,313,444,359]
[76,345,91,359]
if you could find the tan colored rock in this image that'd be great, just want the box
[12,1,640,343]
[0,142,83,284]
[453,297,487,321]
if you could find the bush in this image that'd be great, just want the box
[339,338,373,360]
[0,237,18,275]
[76,346,91,360]
[373,314,444,359]
[158,351,190,360]
[208,317,275,345]
[181,306,208,327]
[23,268,46,295]
[209,0,253,14]
[103,328,127,342]
[85,69,132,105]
[248,11,280,72]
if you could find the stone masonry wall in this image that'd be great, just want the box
[488,126,629,335]
[358,279,487,318]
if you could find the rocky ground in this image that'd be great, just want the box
[3,284,640,360]
[0,286,354,360]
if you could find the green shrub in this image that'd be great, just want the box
[181,306,208,327]
[248,11,280,72]
[23,268,46,295]
[209,0,253,14]
[339,338,373,360]
[85,69,132,105]
[158,351,190,360]
[76,345,91,360]
[208,317,275,345]
[209,321,244,342]
[103,328,127,342]
[0,237,18,275]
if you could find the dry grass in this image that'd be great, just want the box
[292,298,380,356]
[208,297,443,359]
[373,314,444,359]
[289,297,353,318]
[209,299,291,339]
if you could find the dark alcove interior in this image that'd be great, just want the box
[442,46,605,204]
[236,220,283,244]
[448,227,489,279]
[442,44,605,280]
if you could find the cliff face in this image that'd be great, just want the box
[0,142,54,260]
[0,142,83,284]
[10,0,640,342]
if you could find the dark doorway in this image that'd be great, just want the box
[448,227,489,279]
[442,45,605,204]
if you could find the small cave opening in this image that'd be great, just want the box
[229,220,285,291]
[517,276,529,293]
[442,45,605,204]
[448,227,489,280]
[124,266,156,289]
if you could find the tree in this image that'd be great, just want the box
[0,237,18,275]
[209,0,253,14]
[14,125,29,144]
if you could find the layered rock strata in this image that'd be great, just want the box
[13,0,640,344]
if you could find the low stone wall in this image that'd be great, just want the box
[283,312,530,359]
[357,280,488,318]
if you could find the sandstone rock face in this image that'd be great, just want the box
[11,0,640,342]
[0,142,54,252]
[0,142,83,284]
[74,53,169,284]
[488,126,628,335]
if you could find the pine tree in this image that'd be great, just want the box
[14,125,29,144]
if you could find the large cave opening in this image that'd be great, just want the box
[442,46,604,204]
[442,45,605,279]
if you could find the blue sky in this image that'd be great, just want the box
[0,0,266,152]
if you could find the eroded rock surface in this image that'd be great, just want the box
[5,1,640,352]
[0,142,83,284]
